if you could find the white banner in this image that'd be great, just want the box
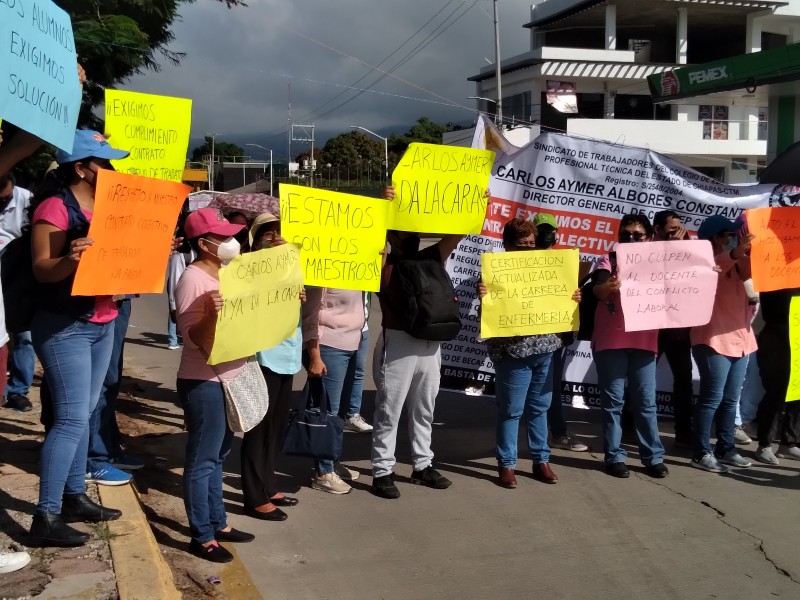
[441,117,775,415]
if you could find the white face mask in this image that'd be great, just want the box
[204,237,241,265]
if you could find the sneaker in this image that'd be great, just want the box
[86,465,133,486]
[167,345,181,350]
[733,426,752,446]
[777,445,800,461]
[311,472,351,495]
[110,454,145,471]
[550,434,588,452]
[690,453,728,473]
[2,394,32,412]
[409,466,452,489]
[717,450,751,468]
[344,414,373,433]
[754,445,780,465]
[0,551,31,574]
[371,474,401,499]
[333,462,360,481]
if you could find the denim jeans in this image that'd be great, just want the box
[7,330,34,397]
[594,349,664,466]
[167,311,180,347]
[177,378,233,543]
[736,354,762,426]
[548,346,567,438]
[495,352,554,466]
[692,344,750,459]
[339,329,369,420]
[32,311,115,513]
[88,299,130,472]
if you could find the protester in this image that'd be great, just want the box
[652,210,694,448]
[754,288,800,464]
[175,207,254,562]
[590,214,667,479]
[370,185,467,499]
[302,286,366,494]
[27,130,128,547]
[241,213,304,520]
[340,293,374,433]
[166,206,192,350]
[228,211,251,252]
[690,215,755,473]
[478,217,581,489]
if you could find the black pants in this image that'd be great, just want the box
[658,330,694,440]
[240,368,294,508]
[755,326,800,447]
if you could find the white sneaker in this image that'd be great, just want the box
[754,446,780,466]
[311,472,351,495]
[777,445,800,461]
[344,414,373,433]
[690,453,728,473]
[0,551,31,574]
[733,426,752,446]
[718,450,751,468]
[549,434,589,452]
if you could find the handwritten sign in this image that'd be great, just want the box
[480,249,579,338]
[72,170,190,295]
[209,244,303,365]
[104,89,192,182]
[0,0,82,152]
[279,184,388,292]
[787,297,800,402]
[746,207,800,292]
[617,240,718,331]
[391,143,494,235]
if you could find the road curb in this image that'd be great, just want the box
[98,483,181,600]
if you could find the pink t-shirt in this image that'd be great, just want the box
[32,196,118,323]
[175,264,246,381]
[591,253,658,354]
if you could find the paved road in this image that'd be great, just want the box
[126,292,800,600]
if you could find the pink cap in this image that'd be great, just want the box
[184,208,244,239]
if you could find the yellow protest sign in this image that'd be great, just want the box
[480,249,580,338]
[279,184,389,292]
[104,89,192,182]
[390,143,494,235]
[787,296,800,402]
[209,244,304,365]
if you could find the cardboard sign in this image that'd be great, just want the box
[788,296,800,402]
[279,184,388,292]
[0,0,82,151]
[617,240,718,331]
[104,89,192,182]
[747,207,800,292]
[480,249,580,338]
[391,143,494,235]
[72,170,190,295]
[209,244,303,365]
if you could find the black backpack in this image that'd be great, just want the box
[383,256,462,341]
[577,252,616,342]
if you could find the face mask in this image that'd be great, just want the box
[535,231,557,249]
[203,237,241,264]
[725,236,738,252]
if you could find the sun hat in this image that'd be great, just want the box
[248,213,279,247]
[184,208,245,239]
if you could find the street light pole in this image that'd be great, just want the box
[493,0,503,126]
[246,143,274,196]
[206,132,220,190]
[350,125,389,183]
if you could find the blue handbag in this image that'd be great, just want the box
[282,381,344,460]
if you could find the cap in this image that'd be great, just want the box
[55,130,129,164]
[697,215,741,240]
[248,212,279,247]
[185,208,244,240]
[534,213,558,230]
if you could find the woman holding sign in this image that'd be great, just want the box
[27,130,130,547]
[590,214,667,480]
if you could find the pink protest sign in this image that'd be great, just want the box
[617,240,718,332]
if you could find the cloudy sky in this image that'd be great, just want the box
[126,0,533,160]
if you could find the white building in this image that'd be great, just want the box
[458,0,800,183]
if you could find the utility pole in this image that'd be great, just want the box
[206,132,220,190]
[292,124,316,187]
[494,0,503,126]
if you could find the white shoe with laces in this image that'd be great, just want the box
[311,472,351,495]
[344,414,373,433]
[718,450,751,468]
[690,453,728,473]
[733,426,752,446]
[0,551,31,574]
[550,434,588,452]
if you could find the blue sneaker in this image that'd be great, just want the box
[87,465,132,486]
[110,454,145,471]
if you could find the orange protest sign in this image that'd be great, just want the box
[72,170,190,295]
[746,207,800,292]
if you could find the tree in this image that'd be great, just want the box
[387,117,454,156]
[296,132,382,185]
[191,137,245,163]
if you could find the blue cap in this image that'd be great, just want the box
[697,215,741,240]
[55,130,129,164]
